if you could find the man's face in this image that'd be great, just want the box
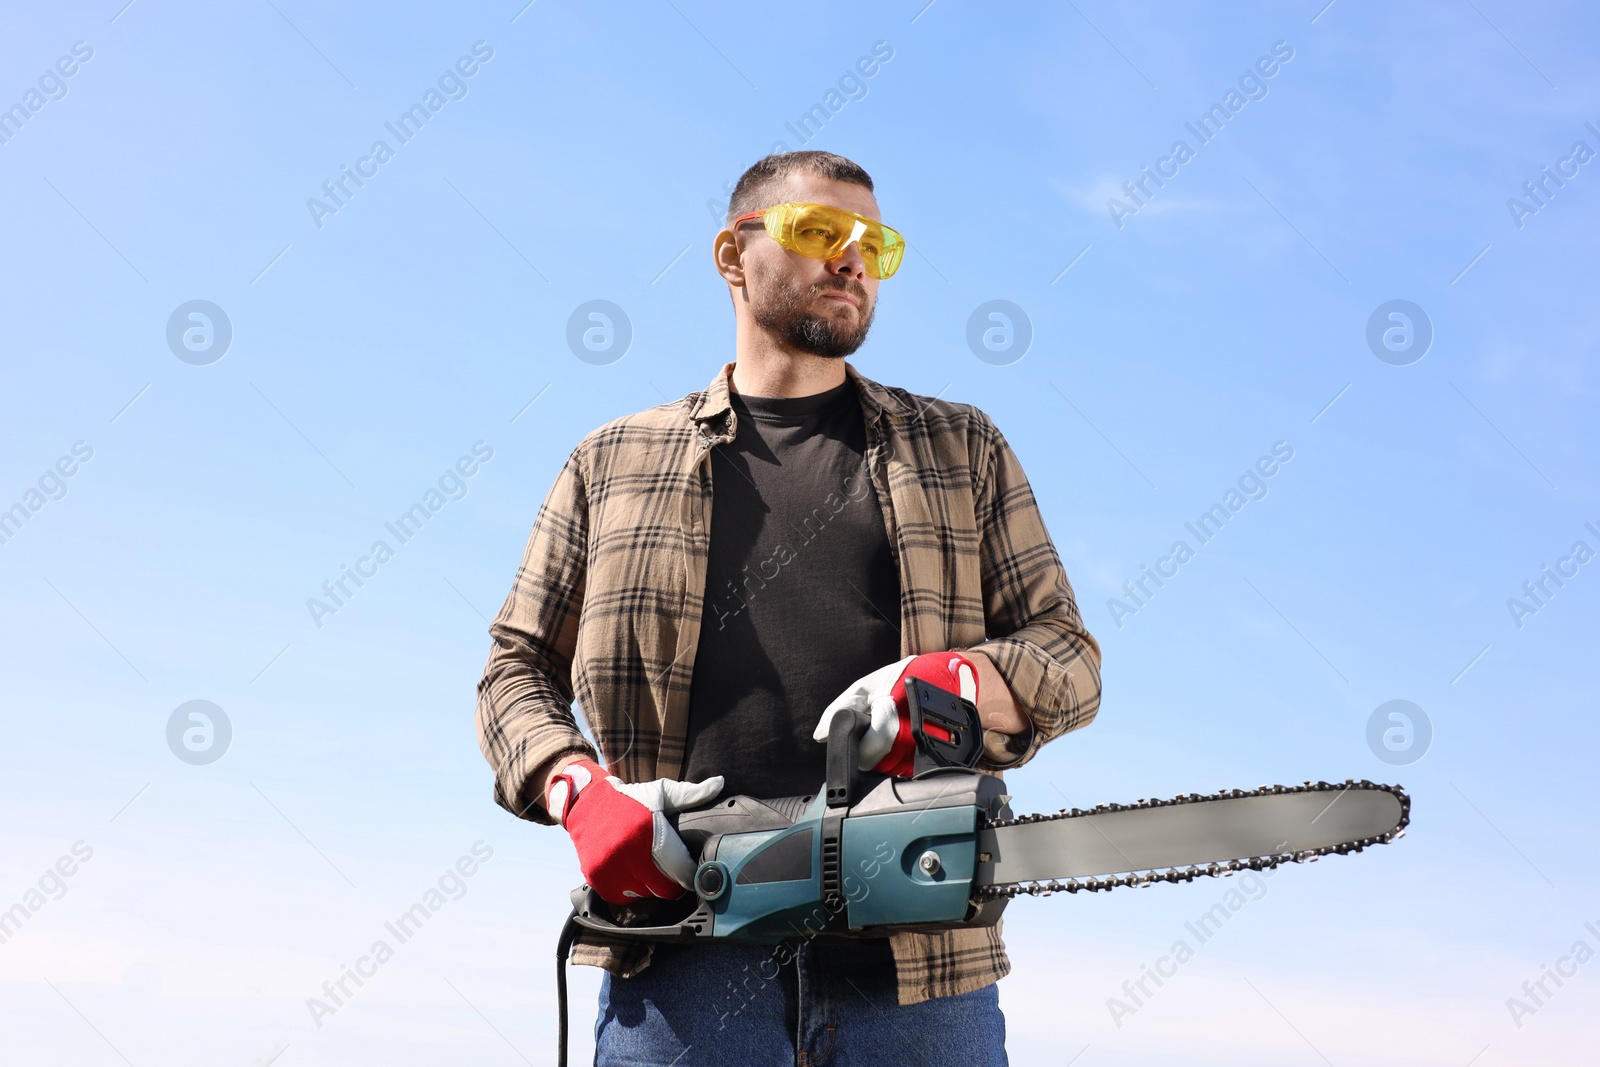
[733,175,884,359]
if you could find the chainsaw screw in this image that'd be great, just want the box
[918,850,942,876]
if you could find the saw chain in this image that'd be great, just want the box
[972,778,1411,902]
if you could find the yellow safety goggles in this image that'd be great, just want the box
[732,201,906,280]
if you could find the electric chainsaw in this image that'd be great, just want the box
[554,678,1410,1063]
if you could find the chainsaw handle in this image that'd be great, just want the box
[825,707,872,808]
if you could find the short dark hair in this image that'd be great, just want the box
[724,151,876,228]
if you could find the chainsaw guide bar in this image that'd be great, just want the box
[973,778,1410,901]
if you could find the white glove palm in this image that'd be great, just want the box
[814,654,915,769]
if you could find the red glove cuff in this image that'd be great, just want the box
[546,758,607,826]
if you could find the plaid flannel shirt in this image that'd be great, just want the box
[476,359,1102,1005]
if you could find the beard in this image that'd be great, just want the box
[749,270,875,358]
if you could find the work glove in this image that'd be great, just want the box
[546,758,724,905]
[813,652,980,779]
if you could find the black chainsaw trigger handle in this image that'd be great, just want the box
[825,706,871,808]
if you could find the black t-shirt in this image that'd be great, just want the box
[683,377,903,800]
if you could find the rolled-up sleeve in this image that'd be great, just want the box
[475,442,599,825]
[963,411,1102,770]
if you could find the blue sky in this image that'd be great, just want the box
[1,1,1595,1064]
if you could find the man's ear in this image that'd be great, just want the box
[713,228,747,288]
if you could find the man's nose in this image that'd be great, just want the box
[830,221,870,276]
[830,246,867,276]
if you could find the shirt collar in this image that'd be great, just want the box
[690,360,911,430]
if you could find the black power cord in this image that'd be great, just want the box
[555,908,581,1067]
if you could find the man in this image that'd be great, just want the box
[476,150,1101,1065]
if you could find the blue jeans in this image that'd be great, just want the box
[594,935,1007,1066]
